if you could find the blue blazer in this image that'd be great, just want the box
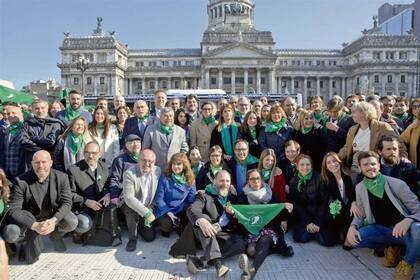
[121,116,154,147]
[153,176,196,218]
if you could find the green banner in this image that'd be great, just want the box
[231,203,284,235]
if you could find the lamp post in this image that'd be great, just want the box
[76,56,90,95]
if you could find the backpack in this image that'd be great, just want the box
[83,204,122,247]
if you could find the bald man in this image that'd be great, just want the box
[121,100,155,147]
[5,150,77,264]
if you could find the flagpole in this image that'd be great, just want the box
[76,56,89,106]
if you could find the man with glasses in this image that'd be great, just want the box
[235,97,251,123]
[67,141,110,240]
[121,149,161,251]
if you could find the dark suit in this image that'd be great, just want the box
[121,116,155,147]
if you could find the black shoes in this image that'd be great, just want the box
[280,245,294,257]
[125,239,137,252]
[238,254,255,280]
[161,231,170,238]
[50,236,67,252]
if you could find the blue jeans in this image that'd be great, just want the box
[357,222,420,265]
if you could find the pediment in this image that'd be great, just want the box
[204,43,276,59]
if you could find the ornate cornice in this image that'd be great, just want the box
[60,36,128,55]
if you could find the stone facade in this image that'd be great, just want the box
[58,0,420,104]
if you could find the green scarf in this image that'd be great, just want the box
[64,106,82,122]
[235,111,244,120]
[363,173,385,199]
[205,184,228,206]
[202,115,216,125]
[9,121,23,137]
[210,164,223,176]
[261,169,272,181]
[192,163,202,177]
[314,111,323,122]
[160,124,174,135]
[297,171,313,192]
[0,199,4,216]
[67,132,84,155]
[301,126,313,134]
[265,119,287,133]
[393,112,408,121]
[221,123,238,156]
[235,154,259,166]
[249,127,257,140]
[144,208,153,228]
[329,199,341,219]
[97,123,105,129]
[137,114,149,123]
[129,152,139,162]
[172,173,186,185]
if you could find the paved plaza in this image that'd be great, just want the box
[9,232,420,280]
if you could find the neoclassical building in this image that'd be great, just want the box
[58,0,420,104]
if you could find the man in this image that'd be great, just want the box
[4,151,77,263]
[378,136,420,198]
[121,100,154,147]
[186,170,246,278]
[0,102,26,179]
[229,96,238,111]
[346,151,420,280]
[20,99,64,166]
[96,97,108,112]
[150,90,167,119]
[260,96,268,105]
[235,96,251,123]
[185,94,199,122]
[108,134,142,204]
[393,96,411,129]
[345,94,359,112]
[282,97,298,127]
[227,140,259,194]
[252,100,263,118]
[56,90,92,125]
[142,107,188,171]
[67,142,110,238]
[379,96,404,134]
[170,98,181,113]
[121,149,161,251]
[114,95,126,111]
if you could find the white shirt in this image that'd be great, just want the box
[352,127,371,152]
[139,170,153,206]
[337,178,348,204]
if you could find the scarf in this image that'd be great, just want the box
[249,127,257,140]
[137,114,149,123]
[64,106,82,122]
[363,173,385,199]
[261,168,272,181]
[235,154,259,166]
[202,115,216,125]
[192,162,203,177]
[67,132,84,155]
[297,171,313,192]
[243,183,272,204]
[9,121,23,137]
[235,111,244,120]
[265,118,287,133]
[301,126,313,134]
[172,173,186,185]
[129,152,139,162]
[210,164,223,176]
[160,124,174,135]
[393,112,408,121]
[221,123,238,156]
[205,184,228,206]
[314,111,324,122]
[0,199,4,216]
[97,123,105,129]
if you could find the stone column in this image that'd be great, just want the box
[141,78,146,94]
[395,74,399,96]
[303,76,308,105]
[278,76,282,94]
[290,77,295,95]
[167,77,172,89]
[129,78,133,95]
[231,69,236,94]
[316,76,320,96]
[205,69,210,88]
[341,77,345,97]
[256,68,261,94]
[329,77,333,100]
[269,68,276,93]
[243,68,248,94]
[218,68,223,89]
[154,77,159,90]
[382,74,386,96]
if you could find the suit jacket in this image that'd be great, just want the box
[0,127,26,179]
[121,165,161,217]
[8,169,73,228]
[142,123,189,171]
[338,120,408,167]
[67,160,109,212]
[189,115,217,162]
[352,175,420,228]
[108,153,137,199]
[400,122,420,168]
[121,116,155,147]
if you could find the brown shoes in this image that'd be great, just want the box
[384,246,403,268]
[394,260,414,280]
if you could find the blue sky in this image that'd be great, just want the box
[0,0,414,89]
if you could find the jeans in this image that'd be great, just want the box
[357,222,420,265]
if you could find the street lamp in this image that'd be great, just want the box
[247,85,256,94]
[76,56,90,95]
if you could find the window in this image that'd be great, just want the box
[356,77,360,85]
[399,92,405,97]
[401,75,406,83]
[399,51,408,60]
[374,75,379,83]
[281,81,286,88]
[373,51,381,60]
[174,81,180,89]
[97,53,106,63]
[211,77,217,85]
[332,81,336,88]
[320,81,324,88]
[223,77,231,84]
[149,81,155,89]
[87,77,92,85]
[261,77,265,85]
[162,81,167,89]
[294,81,299,88]
[248,77,253,84]
[137,82,142,89]
[307,81,311,88]
[72,55,79,62]
[316,60,321,66]
[386,51,395,60]
[387,75,393,83]
[187,81,192,89]
[100,77,105,85]
[219,5,222,17]
[236,77,244,84]
[73,77,79,85]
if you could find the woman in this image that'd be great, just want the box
[289,154,335,246]
[89,106,120,167]
[293,109,326,171]
[210,104,239,159]
[320,152,362,245]
[189,147,204,178]
[240,111,261,158]
[175,108,191,136]
[282,140,301,184]
[0,169,9,280]
[310,96,325,124]
[115,106,131,150]
[259,104,294,167]
[49,101,64,118]
[195,145,232,190]
[260,104,271,126]
[53,116,89,172]
[401,101,419,169]
[154,153,196,237]
[237,169,294,280]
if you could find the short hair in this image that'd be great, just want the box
[154,89,166,96]
[395,96,409,106]
[235,138,249,149]
[160,107,174,115]
[353,101,377,121]
[32,99,48,106]
[346,94,358,101]
[284,140,300,151]
[377,136,399,151]
[69,90,81,96]
[201,101,214,110]
[2,101,19,107]
[84,140,100,151]
[246,169,260,182]
[365,95,380,102]
[209,145,223,155]
[327,97,345,111]
[96,97,108,104]
[379,96,395,103]
[238,96,250,104]
[295,154,312,166]
[185,94,198,103]
[357,151,379,165]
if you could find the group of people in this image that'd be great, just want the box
[0,89,418,280]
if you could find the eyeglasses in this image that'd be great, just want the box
[202,107,213,111]
[84,151,100,155]
[210,154,222,158]
[249,177,261,181]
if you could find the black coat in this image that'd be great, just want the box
[239,127,261,158]
[380,159,420,198]
[293,126,326,171]
[195,161,232,190]
[8,169,73,228]
[324,115,354,153]
[226,157,258,191]
[67,160,109,213]
[121,116,155,147]
[210,124,240,156]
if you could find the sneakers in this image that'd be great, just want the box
[384,246,403,268]
[215,260,229,278]
[394,260,414,280]
[50,236,67,252]
[186,255,205,274]
[238,253,255,280]
[125,239,137,252]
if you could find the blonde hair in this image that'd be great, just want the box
[62,116,89,142]
[257,149,277,188]
[295,109,314,131]
[353,101,378,122]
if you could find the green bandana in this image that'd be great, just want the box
[235,154,259,166]
[323,112,346,126]
[261,169,272,181]
[221,123,238,156]
[97,123,105,129]
[235,111,244,119]
[144,208,153,228]
[301,126,313,134]
[137,114,149,123]
[249,127,257,140]
[314,111,323,122]
[0,199,4,216]
[265,119,287,133]
[192,163,202,177]
[129,152,139,162]
[329,199,341,219]
[210,164,223,176]
[9,121,23,137]
[64,106,82,122]
[205,184,228,206]
[297,171,313,192]
[363,173,385,199]
[393,112,408,121]
[67,131,84,155]
[202,115,216,125]
[172,173,186,185]
[160,124,174,135]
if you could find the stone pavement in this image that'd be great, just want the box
[9,232,419,280]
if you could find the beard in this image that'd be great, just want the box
[35,170,50,180]
[219,188,229,198]
[383,155,399,165]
